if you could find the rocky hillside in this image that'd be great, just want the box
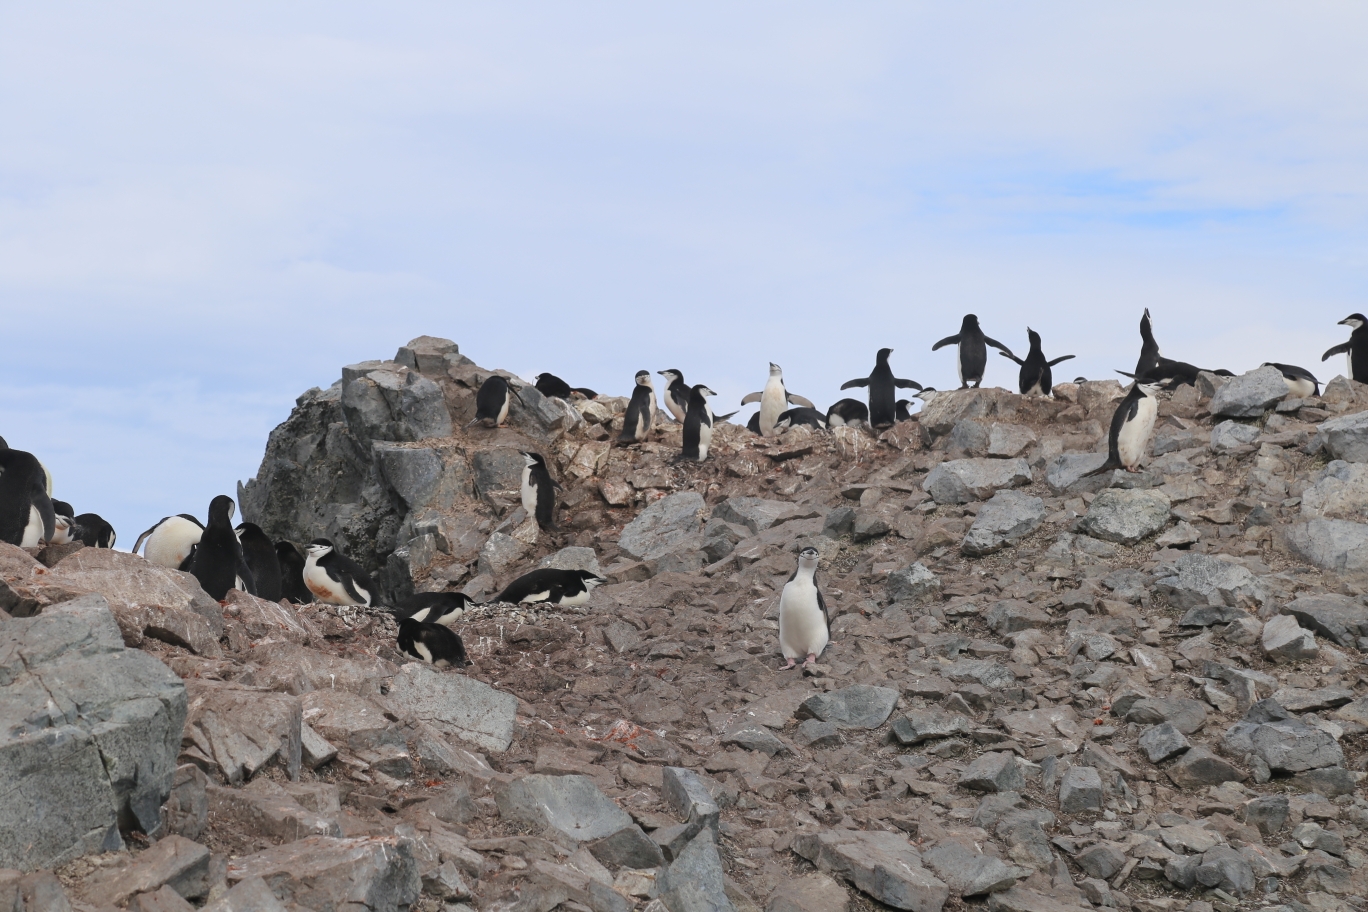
[8,336,1368,912]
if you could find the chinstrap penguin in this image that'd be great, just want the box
[617,370,657,445]
[72,512,116,548]
[998,328,1075,397]
[840,348,922,428]
[1085,378,1164,476]
[50,500,76,545]
[778,546,830,669]
[304,538,379,607]
[275,541,314,604]
[188,495,254,601]
[520,451,560,531]
[894,400,913,423]
[1322,314,1368,383]
[135,514,204,569]
[0,446,55,548]
[775,407,827,431]
[657,369,690,423]
[932,315,1014,389]
[826,398,869,429]
[681,384,718,461]
[534,372,574,400]
[398,618,470,668]
[1263,362,1320,399]
[394,591,475,627]
[494,568,604,607]
[741,363,814,437]
[236,522,283,602]
[468,375,523,428]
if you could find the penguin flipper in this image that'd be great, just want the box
[786,393,816,409]
[1323,342,1351,361]
[893,378,923,390]
[839,378,870,390]
[133,519,168,556]
[33,492,56,543]
[931,334,961,351]
[984,337,1015,357]
[1047,354,1077,366]
[714,410,739,421]
[998,350,1025,365]
[817,586,830,631]
[508,385,525,406]
[740,392,763,405]
[1114,370,1136,379]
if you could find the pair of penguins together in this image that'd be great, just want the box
[0,437,116,551]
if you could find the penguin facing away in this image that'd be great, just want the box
[1084,378,1164,476]
[534,372,574,400]
[236,522,283,602]
[189,495,254,601]
[275,541,314,604]
[932,315,1014,389]
[826,398,870,429]
[840,348,922,428]
[135,514,204,569]
[72,513,116,548]
[778,546,830,669]
[0,446,55,548]
[657,369,690,423]
[394,591,475,627]
[398,618,470,668]
[1322,314,1368,383]
[520,451,561,530]
[617,371,656,445]
[741,363,815,437]
[1263,362,1320,398]
[494,568,604,607]
[468,375,523,428]
[998,328,1075,397]
[681,384,718,461]
[304,538,378,607]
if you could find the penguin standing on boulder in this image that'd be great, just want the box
[135,514,204,569]
[932,315,1014,389]
[998,328,1075,397]
[398,618,470,668]
[0,445,55,548]
[1085,378,1164,476]
[520,451,560,530]
[741,363,814,437]
[681,384,719,461]
[1263,363,1320,398]
[236,522,283,601]
[841,349,922,429]
[657,369,691,423]
[617,371,657,445]
[778,547,830,669]
[1322,314,1368,383]
[275,541,314,604]
[189,496,254,601]
[468,375,522,428]
[303,538,378,607]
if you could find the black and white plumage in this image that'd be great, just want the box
[494,568,604,607]
[50,500,76,545]
[895,399,913,423]
[681,384,719,461]
[571,387,599,400]
[398,618,470,668]
[134,514,204,569]
[303,538,378,607]
[468,375,523,428]
[826,398,869,429]
[1121,309,1229,388]
[236,522,283,602]
[840,348,922,428]
[999,328,1075,397]
[188,495,254,601]
[932,315,1014,389]
[72,513,116,548]
[1322,314,1368,383]
[778,547,830,669]
[1135,308,1161,379]
[394,591,475,627]
[656,369,690,423]
[1263,362,1321,399]
[1085,379,1164,476]
[534,372,575,400]
[275,541,314,604]
[775,407,827,430]
[520,451,561,530]
[617,370,657,445]
[0,445,55,548]
[741,363,815,437]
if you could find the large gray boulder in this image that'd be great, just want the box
[226,834,421,911]
[384,663,518,753]
[1210,420,1260,452]
[655,831,733,912]
[923,459,1031,505]
[0,595,187,870]
[887,563,940,604]
[1282,519,1368,574]
[961,490,1045,556]
[793,829,949,912]
[1209,365,1288,418]
[495,774,662,869]
[1078,489,1171,545]
[1279,594,1368,647]
[711,496,796,533]
[618,492,707,561]
[1302,461,1368,521]
[1045,453,1110,495]
[341,362,453,446]
[1316,410,1368,463]
[1156,553,1266,614]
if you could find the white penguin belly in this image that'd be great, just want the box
[1116,397,1157,469]
[497,396,510,426]
[20,505,44,547]
[145,517,203,568]
[698,417,714,460]
[558,587,591,607]
[1286,377,1315,399]
[760,379,786,437]
[778,579,828,660]
[304,560,361,606]
[520,467,537,516]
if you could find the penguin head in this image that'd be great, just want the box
[305,538,335,559]
[1137,380,1164,397]
[53,500,75,520]
[578,570,606,588]
[1341,314,1368,329]
[657,369,683,384]
[1073,377,1088,383]
[876,347,893,362]
[520,451,546,469]
[768,362,782,376]
[1027,328,1042,348]
[208,495,236,524]
[633,370,653,388]
[797,547,820,569]
[234,521,268,543]
[961,314,979,330]
[694,384,716,398]
[276,540,304,561]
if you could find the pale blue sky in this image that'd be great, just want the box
[3,3,1367,544]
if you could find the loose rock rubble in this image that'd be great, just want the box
[9,339,1368,911]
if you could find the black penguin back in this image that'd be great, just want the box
[191,495,248,601]
[0,449,53,546]
[236,522,283,601]
[275,541,314,603]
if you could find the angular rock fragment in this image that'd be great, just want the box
[797,686,898,730]
[793,829,949,912]
[1077,489,1171,545]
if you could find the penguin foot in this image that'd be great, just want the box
[782,658,797,669]
[804,654,818,668]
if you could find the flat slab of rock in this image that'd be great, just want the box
[226,834,421,912]
[242,643,396,697]
[1262,614,1318,662]
[384,662,518,753]
[961,491,1045,556]
[797,685,898,730]
[793,829,949,912]
[81,835,211,906]
[1316,409,1368,463]
[922,841,1023,897]
[1279,594,1368,647]
[495,774,662,868]
[1078,489,1171,545]
[1044,453,1110,495]
[1209,366,1288,418]
[655,831,731,912]
[1157,552,1266,612]
[712,496,796,533]
[618,492,707,561]
[1301,460,1368,521]
[1281,519,1368,574]
[923,458,1031,505]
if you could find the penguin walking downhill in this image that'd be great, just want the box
[1263,363,1320,398]
[236,522,283,602]
[398,619,470,668]
[494,568,604,607]
[932,315,1015,389]
[1322,314,1368,383]
[681,384,719,461]
[468,375,523,428]
[741,363,814,437]
[1085,378,1164,476]
[778,547,830,669]
[303,538,379,607]
[0,445,55,548]
[394,591,475,627]
[134,514,204,569]
[657,369,690,423]
[998,328,1075,397]
[188,495,254,601]
[617,371,657,445]
[520,451,561,531]
[826,398,869,429]
[841,348,922,429]
[275,541,314,604]
[534,372,574,400]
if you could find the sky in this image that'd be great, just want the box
[3,3,1368,546]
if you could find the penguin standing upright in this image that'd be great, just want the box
[235,522,283,601]
[534,372,574,400]
[1322,314,1368,383]
[394,591,475,627]
[741,363,815,437]
[932,315,1015,389]
[135,514,204,569]
[657,369,691,423]
[520,451,560,530]
[840,348,922,428]
[998,328,1075,397]
[826,398,870,429]
[617,371,657,445]
[398,618,470,668]
[1263,363,1321,398]
[72,513,116,548]
[275,541,314,604]
[188,496,254,601]
[468,375,522,428]
[1085,378,1164,476]
[778,546,830,669]
[1135,308,1161,379]
[0,446,54,548]
[303,538,378,607]
[681,384,719,461]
